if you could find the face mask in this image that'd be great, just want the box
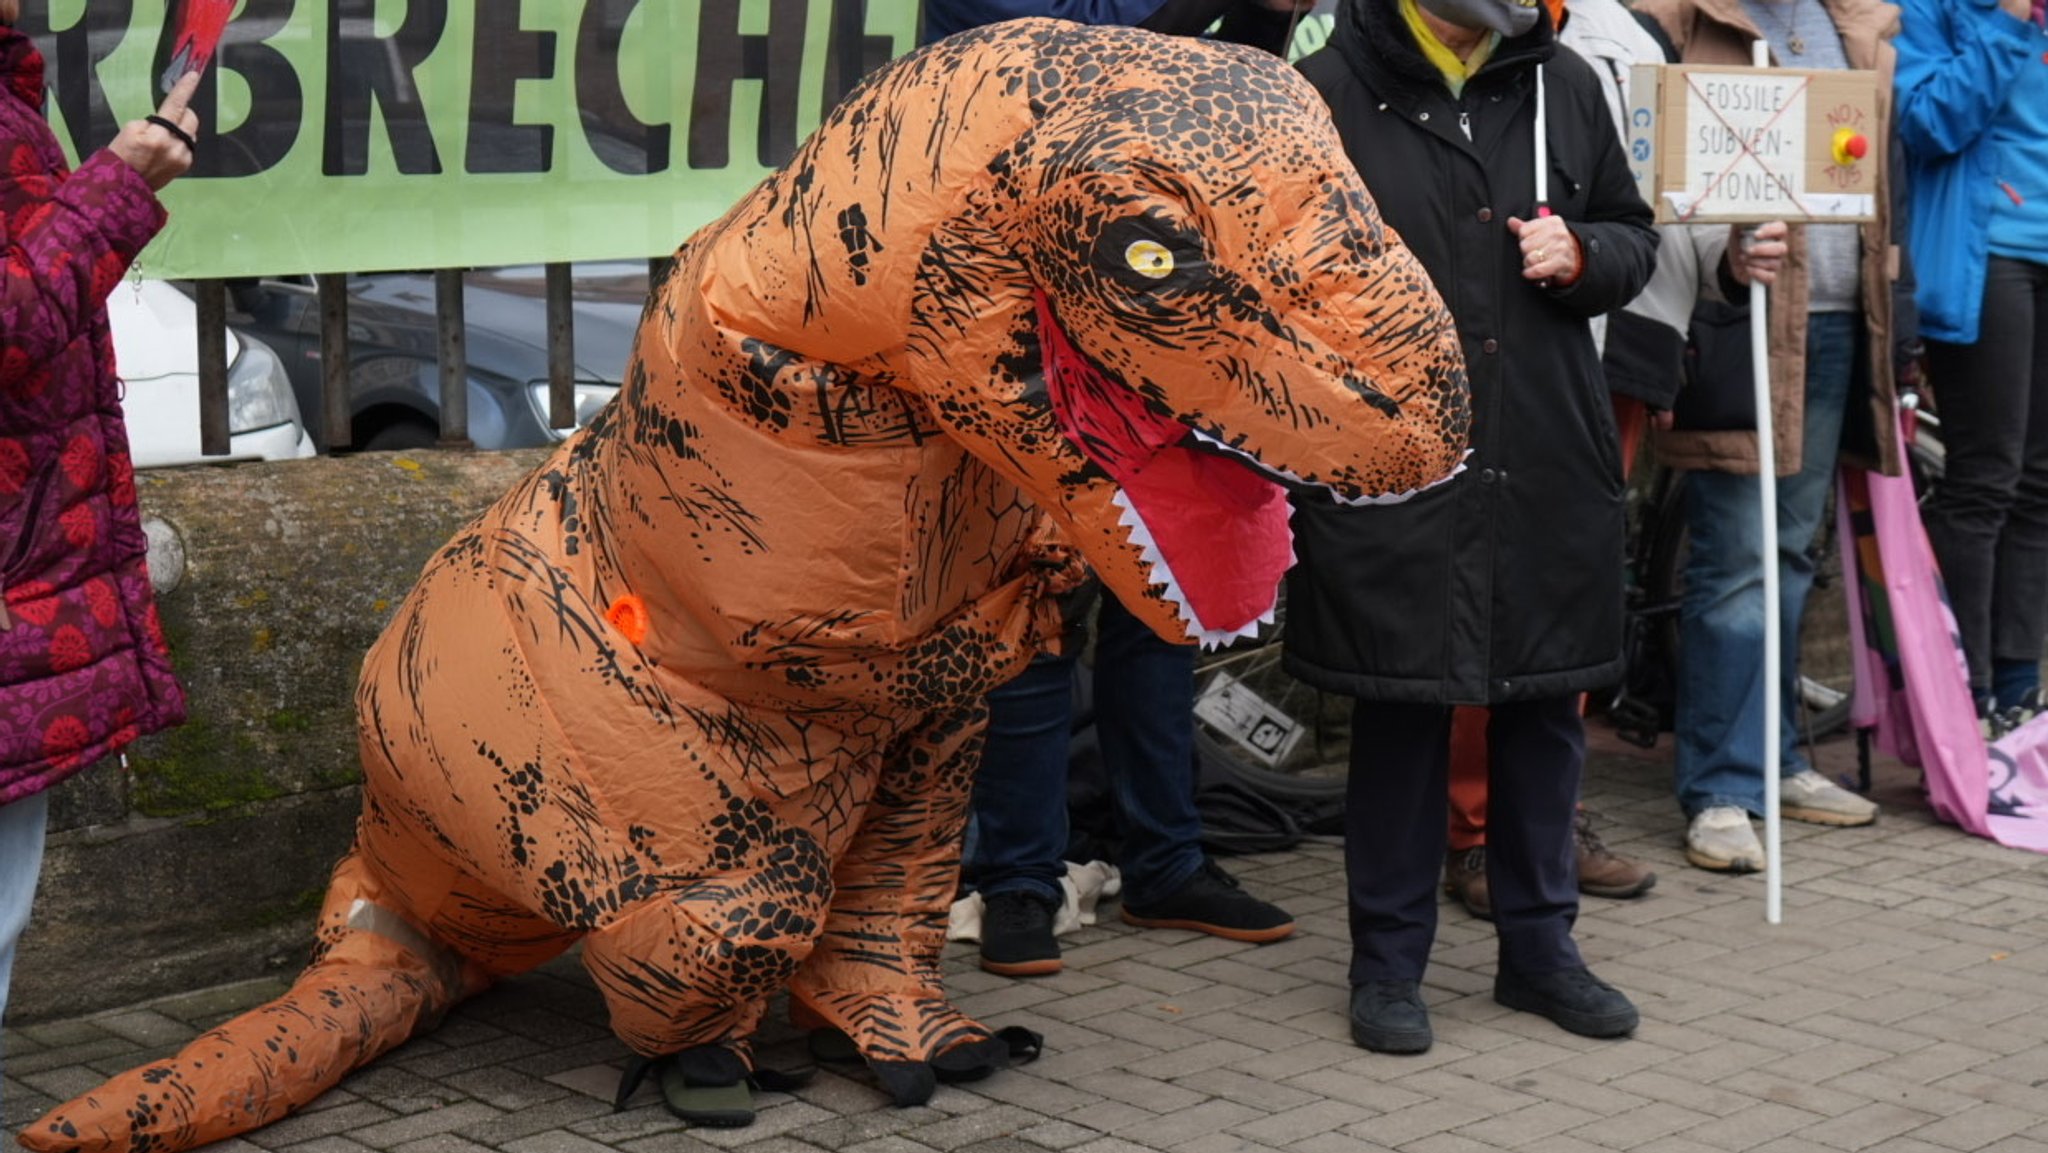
[1415,0,1542,37]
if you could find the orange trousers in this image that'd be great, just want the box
[1448,394,1646,849]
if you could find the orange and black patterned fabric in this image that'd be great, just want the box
[22,19,1469,1153]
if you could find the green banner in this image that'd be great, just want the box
[26,0,923,280]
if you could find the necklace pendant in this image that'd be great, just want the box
[1788,32,1805,53]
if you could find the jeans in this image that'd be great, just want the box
[968,592,1205,908]
[1924,256,2048,703]
[1673,311,1857,818]
[0,790,51,1114]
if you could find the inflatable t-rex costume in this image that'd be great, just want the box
[24,19,1468,1153]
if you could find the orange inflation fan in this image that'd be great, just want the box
[22,19,1472,1153]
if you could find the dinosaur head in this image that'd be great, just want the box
[906,23,1471,645]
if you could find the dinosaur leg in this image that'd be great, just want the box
[18,833,573,1153]
[788,704,1028,1103]
[581,814,838,1057]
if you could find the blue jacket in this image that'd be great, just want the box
[1895,0,2044,343]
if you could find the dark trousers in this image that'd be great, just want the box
[1925,255,2048,697]
[968,592,1205,907]
[1344,695,1585,985]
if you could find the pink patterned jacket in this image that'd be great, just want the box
[1,26,185,806]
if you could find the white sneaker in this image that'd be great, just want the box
[1780,770,1878,827]
[1686,806,1765,873]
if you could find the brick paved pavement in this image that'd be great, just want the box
[9,728,2048,1153]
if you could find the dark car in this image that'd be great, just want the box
[216,262,651,451]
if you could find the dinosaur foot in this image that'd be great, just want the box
[614,1045,815,1127]
[805,1024,1043,1105]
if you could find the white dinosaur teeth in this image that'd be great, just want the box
[1110,489,1276,650]
[1186,429,1471,507]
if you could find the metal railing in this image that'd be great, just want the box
[187,258,671,454]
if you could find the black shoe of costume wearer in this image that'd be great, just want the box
[1494,966,1639,1039]
[979,891,1062,977]
[1349,980,1433,1053]
[1119,859,1296,942]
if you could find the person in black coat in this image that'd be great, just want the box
[1286,0,1656,1053]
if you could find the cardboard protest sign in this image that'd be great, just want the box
[1626,64,1883,223]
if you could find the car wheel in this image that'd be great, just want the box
[360,418,439,451]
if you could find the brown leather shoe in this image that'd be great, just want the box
[1443,846,1492,920]
[1575,810,1656,899]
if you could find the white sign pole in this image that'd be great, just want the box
[1748,39,1783,926]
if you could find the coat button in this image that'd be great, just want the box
[1479,468,1497,484]
[1477,207,1493,222]
[1481,338,1499,354]
[1419,112,1431,121]
[1495,678,1512,693]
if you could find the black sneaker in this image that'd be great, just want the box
[1494,965,1639,1039]
[1349,980,1432,1053]
[979,890,1062,977]
[1119,860,1295,943]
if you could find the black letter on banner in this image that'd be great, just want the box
[688,0,807,170]
[324,0,447,175]
[164,0,303,178]
[23,2,130,161]
[821,0,896,115]
[576,0,669,174]
[467,0,555,173]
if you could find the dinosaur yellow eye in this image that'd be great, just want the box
[1124,240,1175,279]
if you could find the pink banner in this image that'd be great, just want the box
[1838,425,2048,851]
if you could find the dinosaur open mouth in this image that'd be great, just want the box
[1037,295,1299,647]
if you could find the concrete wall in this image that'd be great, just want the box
[13,448,547,1024]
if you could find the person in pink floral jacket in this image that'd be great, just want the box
[1,0,203,1050]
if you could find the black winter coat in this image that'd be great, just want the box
[1282,0,1658,705]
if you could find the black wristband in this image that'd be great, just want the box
[145,114,198,153]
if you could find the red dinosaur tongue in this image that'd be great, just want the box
[1035,294,1292,642]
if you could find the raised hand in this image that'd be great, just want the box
[108,70,202,191]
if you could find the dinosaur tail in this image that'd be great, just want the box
[18,851,481,1153]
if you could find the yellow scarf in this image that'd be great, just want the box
[1399,0,1500,97]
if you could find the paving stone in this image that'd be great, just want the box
[1906,1102,2043,1151]
[1449,1101,1606,1148]
[566,1104,688,1144]
[16,1064,116,1102]
[1342,1099,1494,1149]
[1684,1102,1827,1151]
[455,1095,613,1145]
[438,1066,574,1111]
[899,1103,1070,1151]
[393,1034,550,1080]
[386,1137,501,1153]
[793,1107,953,1149]
[1174,1067,1324,1113]
[674,1100,838,1148]
[4,1036,145,1076]
[334,1102,506,1150]
[244,1101,404,1149]
[1788,1101,1938,1150]
[829,1139,941,1153]
[1284,1133,1399,1153]
[275,1137,380,1153]
[1563,1101,1717,1149]
[547,1061,628,1103]
[1010,1119,1098,1149]
[88,1010,200,1048]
